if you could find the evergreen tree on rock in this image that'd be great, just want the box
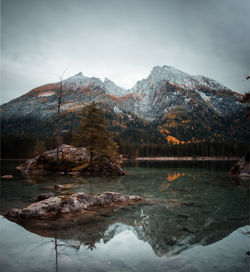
[73,102,119,164]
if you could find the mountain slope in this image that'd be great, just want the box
[1,66,248,143]
[133,65,242,120]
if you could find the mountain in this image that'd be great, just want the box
[104,77,130,96]
[133,65,241,120]
[62,72,130,96]
[129,65,247,143]
[1,66,248,144]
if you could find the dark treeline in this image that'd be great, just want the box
[1,133,249,159]
[1,134,57,159]
[117,139,249,158]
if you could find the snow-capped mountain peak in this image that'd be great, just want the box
[103,77,130,97]
[134,65,228,92]
[62,72,104,90]
[1,64,247,143]
[131,65,238,120]
[149,65,196,88]
[58,66,227,97]
[64,72,86,81]
[73,72,83,77]
[61,73,131,96]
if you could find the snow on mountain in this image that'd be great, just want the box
[133,65,227,93]
[1,65,247,142]
[193,75,226,90]
[131,65,240,120]
[62,72,105,90]
[37,91,55,97]
[1,65,243,122]
[34,66,229,101]
[61,72,132,97]
[104,77,130,96]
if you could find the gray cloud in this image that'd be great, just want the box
[1,0,250,103]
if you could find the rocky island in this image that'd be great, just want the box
[230,151,250,178]
[6,192,142,220]
[17,144,124,176]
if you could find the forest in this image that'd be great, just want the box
[1,132,248,159]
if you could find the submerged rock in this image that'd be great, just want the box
[53,184,74,191]
[17,144,124,176]
[6,192,142,219]
[35,192,54,201]
[230,151,250,178]
[44,183,75,191]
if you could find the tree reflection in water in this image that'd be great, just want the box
[2,160,249,271]
[52,235,82,272]
[5,190,248,267]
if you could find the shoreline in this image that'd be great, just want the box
[134,156,240,161]
[1,157,240,162]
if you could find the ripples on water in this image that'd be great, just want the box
[0,160,249,272]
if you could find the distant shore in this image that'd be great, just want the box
[1,156,240,162]
[135,156,240,161]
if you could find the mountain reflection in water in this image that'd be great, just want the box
[0,160,249,271]
[0,216,249,272]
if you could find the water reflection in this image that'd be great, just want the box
[160,172,183,191]
[167,172,181,182]
[1,215,249,272]
[1,160,249,272]
[52,237,81,272]
[5,189,249,259]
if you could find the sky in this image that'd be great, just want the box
[1,0,250,104]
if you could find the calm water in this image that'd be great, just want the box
[0,160,249,272]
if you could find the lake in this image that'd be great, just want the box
[0,160,249,272]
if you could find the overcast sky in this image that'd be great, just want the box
[1,0,250,104]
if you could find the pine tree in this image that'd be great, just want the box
[72,102,119,164]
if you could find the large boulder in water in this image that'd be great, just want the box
[17,144,124,176]
[230,151,250,178]
[6,192,142,219]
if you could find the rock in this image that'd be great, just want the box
[230,151,250,178]
[83,156,125,176]
[35,192,54,201]
[7,197,62,218]
[53,184,74,191]
[1,175,13,179]
[44,183,75,191]
[17,144,125,176]
[6,192,142,219]
[54,184,63,191]
[182,226,197,233]
[59,190,72,195]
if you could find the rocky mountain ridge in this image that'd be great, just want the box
[1,65,248,143]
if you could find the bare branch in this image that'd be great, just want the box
[56,68,68,162]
